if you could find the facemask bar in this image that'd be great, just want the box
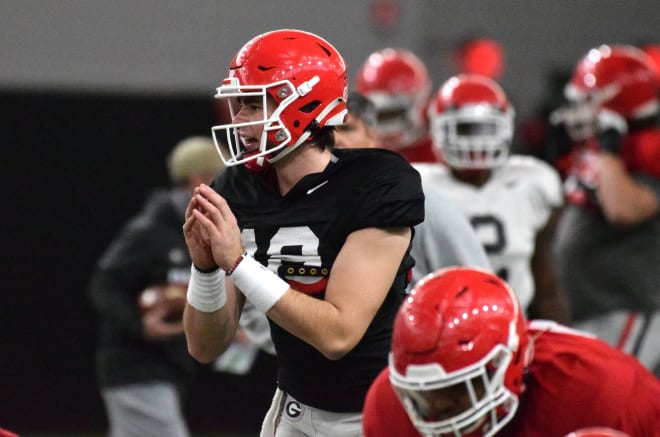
[432,104,513,169]
[389,345,518,437]
[211,78,296,167]
[550,99,597,142]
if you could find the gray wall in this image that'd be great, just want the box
[2,0,658,120]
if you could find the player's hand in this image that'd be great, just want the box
[189,184,244,270]
[596,110,627,155]
[183,185,217,270]
[142,306,184,341]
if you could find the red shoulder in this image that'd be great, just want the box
[363,368,421,437]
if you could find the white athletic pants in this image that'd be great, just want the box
[260,388,363,437]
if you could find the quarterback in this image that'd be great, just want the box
[182,29,424,436]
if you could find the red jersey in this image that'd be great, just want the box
[362,321,660,437]
[399,136,442,163]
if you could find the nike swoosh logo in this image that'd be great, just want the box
[306,180,328,195]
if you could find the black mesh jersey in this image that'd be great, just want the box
[213,147,425,412]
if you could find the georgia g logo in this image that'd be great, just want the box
[285,400,303,421]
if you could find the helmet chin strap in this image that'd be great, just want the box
[243,151,272,173]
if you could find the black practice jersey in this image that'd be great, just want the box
[213,147,425,412]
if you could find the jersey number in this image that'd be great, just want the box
[241,226,328,295]
[469,215,508,281]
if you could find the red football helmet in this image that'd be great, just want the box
[355,48,431,150]
[563,428,632,437]
[428,74,514,169]
[389,267,530,437]
[641,44,660,76]
[211,29,348,170]
[560,44,660,141]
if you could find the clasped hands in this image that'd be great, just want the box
[183,183,245,273]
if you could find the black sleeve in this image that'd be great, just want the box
[346,156,425,232]
[86,219,159,339]
[87,269,143,338]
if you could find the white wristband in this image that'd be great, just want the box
[186,265,227,312]
[230,255,289,313]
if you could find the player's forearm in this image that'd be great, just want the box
[530,265,569,323]
[598,154,660,225]
[530,211,569,323]
[267,290,364,360]
[183,267,241,362]
[225,251,367,359]
[183,305,236,363]
[528,287,570,324]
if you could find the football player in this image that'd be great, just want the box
[362,267,660,437]
[356,48,441,163]
[551,44,660,377]
[182,29,424,436]
[416,74,568,322]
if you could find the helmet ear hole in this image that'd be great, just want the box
[458,339,474,351]
[299,100,321,113]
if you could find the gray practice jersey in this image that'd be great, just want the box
[410,177,491,287]
[554,200,660,321]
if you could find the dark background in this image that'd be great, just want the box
[1,89,277,435]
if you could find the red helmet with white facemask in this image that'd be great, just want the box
[428,74,514,169]
[559,44,660,141]
[389,267,530,437]
[566,44,659,120]
[212,29,348,171]
[356,48,431,150]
